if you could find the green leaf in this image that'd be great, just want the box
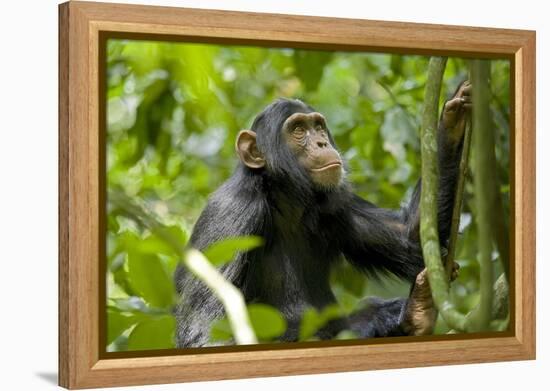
[111,257,137,298]
[334,290,360,314]
[209,317,233,343]
[127,316,175,350]
[138,235,176,256]
[203,236,264,266]
[299,309,321,341]
[209,304,286,343]
[335,330,359,340]
[107,309,140,345]
[107,214,120,233]
[294,51,333,91]
[299,304,343,341]
[248,304,286,340]
[127,252,174,308]
[109,297,148,313]
[157,225,188,249]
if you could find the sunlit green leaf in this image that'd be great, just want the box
[127,252,174,308]
[107,309,140,345]
[203,236,264,266]
[209,304,286,343]
[248,304,287,340]
[209,317,233,343]
[335,330,359,340]
[138,235,175,256]
[127,316,175,350]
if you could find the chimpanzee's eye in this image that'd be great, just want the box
[293,126,305,135]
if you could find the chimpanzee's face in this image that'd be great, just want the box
[281,112,343,188]
[235,102,344,191]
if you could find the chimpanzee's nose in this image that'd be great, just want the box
[317,140,328,148]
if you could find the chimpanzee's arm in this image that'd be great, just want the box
[340,80,471,283]
[347,297,410,337]
[340,194,424,282]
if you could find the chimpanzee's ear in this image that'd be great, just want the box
[235,130,266,169]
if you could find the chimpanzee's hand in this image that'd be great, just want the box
[441,80,472,146]
[402,268,437,336]
[402,262,459,336]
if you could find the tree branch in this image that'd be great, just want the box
[468,59,495,331]
[420,56,468,332]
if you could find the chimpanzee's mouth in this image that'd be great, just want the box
[311,161,342,171]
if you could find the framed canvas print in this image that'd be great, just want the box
[58,1,536,389]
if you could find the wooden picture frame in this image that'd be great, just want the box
[59,1,536,389]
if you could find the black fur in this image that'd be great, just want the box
[175,98,462,347]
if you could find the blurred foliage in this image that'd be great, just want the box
[106,39,510,351]
[203,236,264,267]
[211,303,287,343]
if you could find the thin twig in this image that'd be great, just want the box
[184,250,258,344]
[445,119,473,277]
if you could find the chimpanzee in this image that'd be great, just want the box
[174,81,471,347]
